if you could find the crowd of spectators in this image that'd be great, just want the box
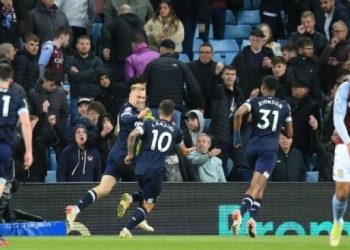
[2,0,350,183]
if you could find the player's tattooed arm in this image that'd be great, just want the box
[125,128,142,164]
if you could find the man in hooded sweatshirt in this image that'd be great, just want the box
[57,124,102,182]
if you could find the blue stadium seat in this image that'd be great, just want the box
[242,0,253,10]
[194,25,214,39]
[277,39,288,47]
[241,39,251,50]
[193,38,203,52]
[179,53,190,63]
[208,39,239,52]
[204,119,212,128]
[214,52,238,65]
[237,10,261,27]
[252,0,261,9]
[224,25,252,44]
[45,170,57,183]
[225,10,236,24]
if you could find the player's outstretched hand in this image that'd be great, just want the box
[124,154,134,165]
[23,151,33,170]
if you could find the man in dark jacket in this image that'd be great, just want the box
[231,29,274,99]
[209,65,247,179]
[271,133,306,182]
[13,33,40,92]
[57,124,102,182]
[188,42,222,118]
[65,35,105,123]
[28,69,69,136]
[143,39,204,128]
[101,4,143,83]
[27,0,70,43]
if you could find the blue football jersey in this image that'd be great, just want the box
[245,96,292,139]
[134,119,183,176]
[0,88,28,145]
[115,102,141,150]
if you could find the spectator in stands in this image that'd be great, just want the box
[271,56,292,99]
[124,33,160,82]
[104,0,153,25]
[315,0,350,41]
[200,0,226,41]
[77,97,91,118]
[209,66,245,179]
[38,27,70,82]
[270,133,306,182]
[144,0,184,53]
[286,37,324,107]
[101,4,143,83]
[65,35,104,123]
[95,70,128,120]
[259,0,285,39]
[172,0,209,60]
[186,133,226,183]
[0,43,15,62]
[289,11,328,56]
[95,0,105,22]
[57,124,102,182]
[0,56,26,99]
[259,23,282,56]
[231,28,274,99]
[287,81,321,162]
[13,34,40,92]
[182,110,209,181]
[319,21,350,93]
[96,113,116,172]
[27,0,70,44]
[0,0,19,47]
[56,0,96,48]
[284,0,312,35]
[28,69,69,139]
[143,39,204,128]
[188,42,222,118]
[281,43,298,63]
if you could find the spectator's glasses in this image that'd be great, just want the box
[199,51,212,55]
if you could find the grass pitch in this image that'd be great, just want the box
[6,236,350,250]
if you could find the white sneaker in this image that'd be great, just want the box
[137,220,154,232]
[231,210,242,235]
[117,193,133,218]
[65,205,79,229]
[119,227,133,239]
[248,218,257,238]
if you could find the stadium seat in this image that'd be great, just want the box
[224,25,252,44]
[242,0,253,10]
[45,170,57,183]
[277,39,288,47]
[179,53,190,63]
[225,10,236,24]
[241,39,251,50]
[214,52,238,65]
[204,119,212,128]
[252,0,261,9]
[193,38,203,52]
[208,39,239,52]
[236,10,261,27]
[194,25,214,39]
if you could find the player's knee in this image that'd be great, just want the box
[142,202,154,213]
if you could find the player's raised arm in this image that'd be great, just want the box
[19,109,33,169]
[233,102,251,147]
[125,126,143,164]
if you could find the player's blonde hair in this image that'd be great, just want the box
[130,83,146,92]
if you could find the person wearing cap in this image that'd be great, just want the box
[65,35,105,124]
[57,124,102,182]
[144,0,184,53]
[231,28,274,99]
[77,98,91,118]
[28,69,69,138]
[143,38,204,128]
[286,80,321,162]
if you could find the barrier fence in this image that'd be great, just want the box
[8,183,350,236]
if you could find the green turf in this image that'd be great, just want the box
[6,236,350,250]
